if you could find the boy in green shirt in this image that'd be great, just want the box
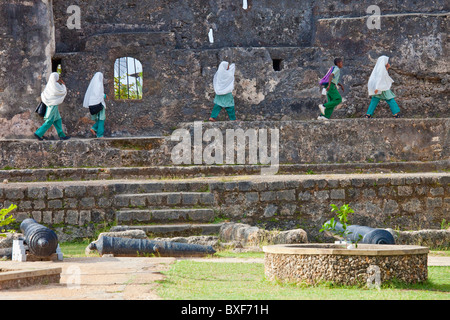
[318,58,345,120]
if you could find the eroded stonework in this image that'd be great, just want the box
[0,1,448,138]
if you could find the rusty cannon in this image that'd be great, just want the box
[20,218,59,257]
[331,222,395,244]
[87,236,216,257]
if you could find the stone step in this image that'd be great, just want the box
[116,208,216,224]
[1,119,448,169]
[114,192,215,208]
[1,172,448,242]
[1,160,449,182]
[111,223,224,238]
[0,136,170,169]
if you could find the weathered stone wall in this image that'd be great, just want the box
[211,174,450,238]
[264,249,428,285]
[1,173,448,241]
[0,137,170,169]
[180,119,450,164]
[0,0,55,137]
[0,1,448,138]
[0,119,448,169]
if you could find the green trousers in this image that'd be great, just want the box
[210,104,236,120]
[91,120,105,138]
[366,97,400,116]
[35,118,66,138]
[323,83,342,119]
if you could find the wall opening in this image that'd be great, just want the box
[272,59,283,71]
[114,57,143,100]
[52,58,62,74]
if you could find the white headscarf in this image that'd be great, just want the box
[83,72,106,108]
[41,72,67,106]
[368,56,394,96]
[213,61,235,95]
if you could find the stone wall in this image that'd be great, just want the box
[1,173,448,241]
[180,119,449,164]
[0,0,54,137]
[0,1,448,138]
[210,174,449,238]
[264,245,428,285]
[0,137,170,169]
[0,119,448,169]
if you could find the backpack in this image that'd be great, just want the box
[319,66,335,86]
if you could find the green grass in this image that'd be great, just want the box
[59,241,450,300]
[156,260,450,300]
[60,240,99,257]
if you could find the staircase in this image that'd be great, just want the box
[0,119,448,243]
[113,186,221,237]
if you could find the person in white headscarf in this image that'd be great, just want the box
[34,72,70,140]
[83,72,107,138]
[365,56,401,118]
[208,61,236,122]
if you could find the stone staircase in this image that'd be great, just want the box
[0,119,448,243]
[110,181,221,239]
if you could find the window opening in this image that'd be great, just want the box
[114,57,143,99]
[272,59,283,71]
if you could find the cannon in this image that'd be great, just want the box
[20,218,59,257]
[88,236,216,257]
[330,222,395,244]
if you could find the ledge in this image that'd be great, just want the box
[263,243,429,256]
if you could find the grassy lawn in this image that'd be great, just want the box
[156,260,450,300]
[60,241,450,300]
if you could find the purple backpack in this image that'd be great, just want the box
[319,66,335,86]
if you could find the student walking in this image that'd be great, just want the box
[365,56,401,118]
[208,61,236,122]
[34,72,70,141]
[317,58,345,120]
[83,72,107,138]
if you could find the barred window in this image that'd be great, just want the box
[114,57,143,100]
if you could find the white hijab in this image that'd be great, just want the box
[213,61,235,95]
[41,72,67,106]
[368,56,394,96]
[83,72,106,108]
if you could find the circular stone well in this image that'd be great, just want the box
[263,243,428,285]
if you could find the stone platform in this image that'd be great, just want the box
[263,244,429,285]
[0,119,448,244]
[1,119,448,169]
[1,172,448,242]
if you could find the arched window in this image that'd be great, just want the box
[114,57,143,100]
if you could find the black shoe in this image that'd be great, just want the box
[393,113,401,118]
[364,114,372,119]
[34,133,44,141]
[60,136,71,141]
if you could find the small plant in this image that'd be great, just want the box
[440,219,450,230]
[320,204,362,247]
[0,204,17,237]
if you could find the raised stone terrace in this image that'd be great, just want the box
[1,119,448,243]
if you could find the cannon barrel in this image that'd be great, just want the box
[20,218,59,257]
[88,236,216,257]
[331,222,395,244]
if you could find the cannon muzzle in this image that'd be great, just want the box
[330,222,395,244]
[20,218,59,257]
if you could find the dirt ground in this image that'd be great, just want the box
[0,255,448,300]
[0,256,175,300]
